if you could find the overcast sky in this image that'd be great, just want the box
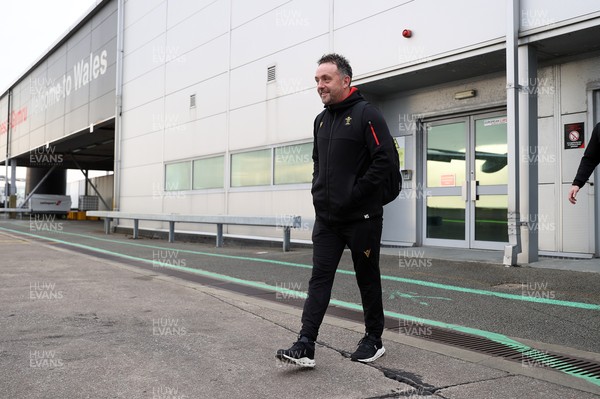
[0,0,98,94]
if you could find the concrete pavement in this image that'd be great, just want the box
[1,223,599,398]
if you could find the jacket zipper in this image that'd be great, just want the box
[326,112,336,223]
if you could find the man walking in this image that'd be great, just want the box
[276,53,397,368]
[568,122,600,204]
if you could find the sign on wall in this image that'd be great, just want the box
[564,122,585,149]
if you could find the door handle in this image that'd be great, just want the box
[470,180,479,201]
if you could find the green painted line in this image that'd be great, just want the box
[2,226,598,386]
[1,224,599,311]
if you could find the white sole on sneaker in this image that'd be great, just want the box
[278,354,315,368]
[357,346,385,363]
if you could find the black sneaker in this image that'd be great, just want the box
[350,333,385,363]
[276,336,315,368]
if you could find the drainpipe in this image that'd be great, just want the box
[4,90,11,207]
[113,0,125,215]
[504,0,522,266]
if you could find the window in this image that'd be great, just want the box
[274,143,312,184]
[165,161,191,191]
[231,149,271,187]
[193,156,224,189]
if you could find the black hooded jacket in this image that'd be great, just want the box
[572,123,600,188]
[311,88,396,223]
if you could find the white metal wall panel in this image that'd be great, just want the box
[538,183,557,251]
[229,103,267,151]
[91,1,118,50]
[560,58,600,115]
[163,114,227,162]
[165,0,229,57]
[167,0,220,29]
[122,65,165,112]
[123,35,166,84]
[229,35,327,110]
[231,0,288,29]
[46,117,65,143]
[0,99,6,158]
[335,0,505,78]
[230,0,328,69]
[120,163,164,198]
[334,0,415,28]
[163,71,228,121]
[189,193,226,215]
[124,2,167,55]
[90,90,117,124]
[121,98,165,139]
[521,0,600,31]
[536,66,555,118]
[271,89,320,143]
[64,105,89,137]
[121,130,163,169]
[561,183,595,253]
[124,0,165,29]
[164,35,229,94]
[45,53,68,127]
[537,116,556,185]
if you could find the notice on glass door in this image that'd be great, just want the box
[440,174,456,186]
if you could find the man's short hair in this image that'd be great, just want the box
[317,53,352,83]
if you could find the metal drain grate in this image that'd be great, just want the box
[387,319,600,382]
[42,237,600,385]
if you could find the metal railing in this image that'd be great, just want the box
[86,211,301,252]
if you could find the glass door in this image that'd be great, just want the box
[423,113,509,249]
[470,114,508,249]
[423,118,469,247]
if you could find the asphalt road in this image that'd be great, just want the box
[1,218,598,359]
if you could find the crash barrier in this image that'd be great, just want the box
[86,211,301,252]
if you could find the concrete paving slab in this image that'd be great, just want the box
[1,226,599,398]
[438,375,600,399]
[1,234,409,399]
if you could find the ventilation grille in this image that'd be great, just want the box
[267,65,276,82]
[190,94,196,108]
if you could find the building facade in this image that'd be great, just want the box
[2,0,600,264]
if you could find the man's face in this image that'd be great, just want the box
[315,62,350,105]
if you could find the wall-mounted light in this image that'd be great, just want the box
[454,89,476,100]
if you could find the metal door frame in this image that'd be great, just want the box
[422,110,509,250]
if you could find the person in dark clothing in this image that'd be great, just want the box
[569,123,600,204]
[276,53,397,368]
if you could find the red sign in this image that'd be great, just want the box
[440,174,456,186]
[564,122,584,149]
[0,106,28,135]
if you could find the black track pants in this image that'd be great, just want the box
[300,217,385,341]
